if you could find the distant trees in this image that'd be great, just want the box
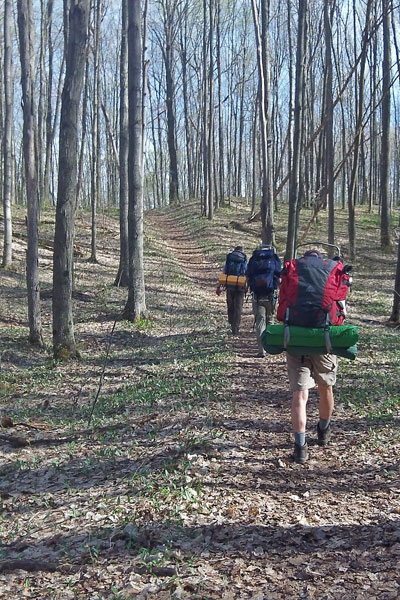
[4,0,400,333]
[2,1,400,226]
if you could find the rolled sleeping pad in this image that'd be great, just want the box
[218,274,246,288]
[264,324,358,348]
[261,334,358,360]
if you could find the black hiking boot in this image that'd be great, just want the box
[317,423,331,446]
[293,442,308,464]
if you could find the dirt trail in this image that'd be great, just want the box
[148,211,400,599]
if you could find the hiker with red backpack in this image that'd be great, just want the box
[217,246,248,335]
[276,248,353,464]
[246,244,281,357]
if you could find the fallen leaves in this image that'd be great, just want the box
[1,210,400,599]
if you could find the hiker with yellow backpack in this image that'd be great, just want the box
[262,245,355,464]
[217,246,248,336]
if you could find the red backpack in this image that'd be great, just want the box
[277,255,352,327]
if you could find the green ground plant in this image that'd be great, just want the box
[0,200,399,597]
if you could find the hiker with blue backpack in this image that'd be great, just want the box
[276,248,353,464]
[217,246,248,335]
[246,244,281,357]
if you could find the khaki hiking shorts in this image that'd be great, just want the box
[286,353,338,391]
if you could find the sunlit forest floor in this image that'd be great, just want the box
[0,200,399,599]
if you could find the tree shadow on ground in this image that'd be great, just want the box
[1,516,399,575]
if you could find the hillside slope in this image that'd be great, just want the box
[0,204,399,598]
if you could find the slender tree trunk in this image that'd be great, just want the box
[141,0,149,182]
[260,0,274,243]
[347,0,373,262]
[237,44,246,199]
[53,0,90,359]
[251,0,274,244]
[76,40,89,207]
[285,0,306,261]
[161,1,179,205]
[43,0,55,206]
[148,83,161,207]
[90,0,101,263]
[155,75,166,204]
[324,0,335,250]
[123,0,146,320]
[216,0,224,205]
[2,0,13,268]
[251,90,259,217]
[380,0,391,250]
[115,0,129,286]
[179,16,194,200]
[389,215,400,323]
[207,0,214,220]
[201,0,208,215]
[287,0,294,208]
[17,0,43,346]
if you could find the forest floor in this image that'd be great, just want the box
[0,202,400,599]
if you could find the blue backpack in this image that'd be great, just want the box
[247,246,281,296]
[225,250,247,276]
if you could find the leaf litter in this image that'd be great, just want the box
[0,206,399,598]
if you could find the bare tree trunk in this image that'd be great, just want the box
[260,0,274,243]
[237,43,246,199]
[76,38,89,206]
[251,90,259,217]
[389,216,400,323]
[179,13,194,200]
[53,0,89,359]
[285,0,306,261]
[251,0,274,244]
[90,0,101,263]
[141,0,149,184]
[380,0,391,250]
[159,0,179,205]
[115,0,129,286]
[17,0,43,346]
[347,0,372,262]
[148,82,161,207]
[123,0,146,321]
[216,0,224,205]
[207,0,214,220]
[201,0,208,216]
[2,0,13,268]
[324,0,335,250]
[43,0,56,206]
[155,74,166,204]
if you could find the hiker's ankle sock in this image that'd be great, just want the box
[294,431,306,447]
[318,418,331,431]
